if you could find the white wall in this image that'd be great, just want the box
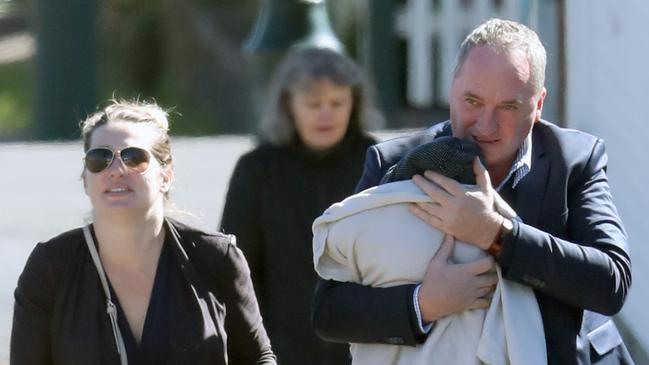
[565,0,649,351]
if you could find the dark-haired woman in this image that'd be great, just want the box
[220,47,383,365]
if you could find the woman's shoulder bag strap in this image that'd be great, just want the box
[82,225,129,365]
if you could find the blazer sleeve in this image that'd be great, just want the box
[11,242,56,365]
[220,153,265,302]
[219,242,276,365]
[354,146,384,192]
[498,139,631,315]
[312,145,426,346]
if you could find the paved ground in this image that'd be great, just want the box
[0,136,253,361]
[0,32,33,64]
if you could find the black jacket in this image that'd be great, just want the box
[11,219,276,365]
[313,120,633,365]
[220,133,375,365]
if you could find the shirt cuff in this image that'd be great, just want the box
[413,284,433,334]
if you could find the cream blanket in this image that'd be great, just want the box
[312,180,546,365]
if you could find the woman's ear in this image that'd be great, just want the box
[81,170,89,194]
[160,166,174,193]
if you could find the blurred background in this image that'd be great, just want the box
[0,0,647,363]
[0,0,555,142]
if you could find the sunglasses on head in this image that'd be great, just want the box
[84,147,154,174]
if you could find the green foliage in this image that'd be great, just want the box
[0,0,361,140]
[97,39,218,137]
[98,0,221,136]
[153,71,219,136]
[0,59,32,140]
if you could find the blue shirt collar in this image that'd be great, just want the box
[495,132,532,191]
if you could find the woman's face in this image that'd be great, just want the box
[289,78,353,151]
[82,120,172,221]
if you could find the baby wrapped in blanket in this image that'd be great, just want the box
[312,137,546,365]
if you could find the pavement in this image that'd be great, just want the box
[0,135,254,361]
[0,32,33,64]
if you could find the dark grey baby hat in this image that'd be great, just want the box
[381,136,482,185]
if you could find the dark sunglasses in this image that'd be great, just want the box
[84,147,153,174]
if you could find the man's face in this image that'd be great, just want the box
[449,45,546,178]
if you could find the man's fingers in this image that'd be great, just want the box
[473,157,492,190]
[475,285,496,299]
[423,170,464,196]
[410,203,443,228]
[412,174,451,204]
[476,272,499,288]
[468,297,491,310]
[411,201,442,216]
[464,255,496,274]
[432,234,455,262]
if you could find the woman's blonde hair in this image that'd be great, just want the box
[80,99,173,168]
[259,47,384,146]
[80,99,174,200]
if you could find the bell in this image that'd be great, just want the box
[244,0,343,53]
[242,0,344,133]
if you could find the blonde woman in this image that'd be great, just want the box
[11,100,276,364]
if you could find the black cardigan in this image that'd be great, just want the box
[11,219,276,365]
[220,133,376,365]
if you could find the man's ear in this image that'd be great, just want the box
[535,87,547,122]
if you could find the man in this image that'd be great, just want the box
[312,18,633,364]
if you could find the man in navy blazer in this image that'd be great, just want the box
[312,19,633,364]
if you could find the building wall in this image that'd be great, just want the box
[565,0,649,353]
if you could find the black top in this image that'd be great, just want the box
[220,132,376,365]
[110,240,176,365]
[11,219,276,365]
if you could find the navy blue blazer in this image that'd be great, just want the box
[313,120,633,365]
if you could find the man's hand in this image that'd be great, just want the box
[418,235,498,322]
[410,158,502,249]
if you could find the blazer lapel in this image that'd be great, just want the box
[513,129,550,228]
[163,220,228,365]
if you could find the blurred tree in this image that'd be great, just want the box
[100,0,259,135]
[104,0,164,96]
[33,0,98,140]
[95,0,362,136]
[163,0,259,134]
